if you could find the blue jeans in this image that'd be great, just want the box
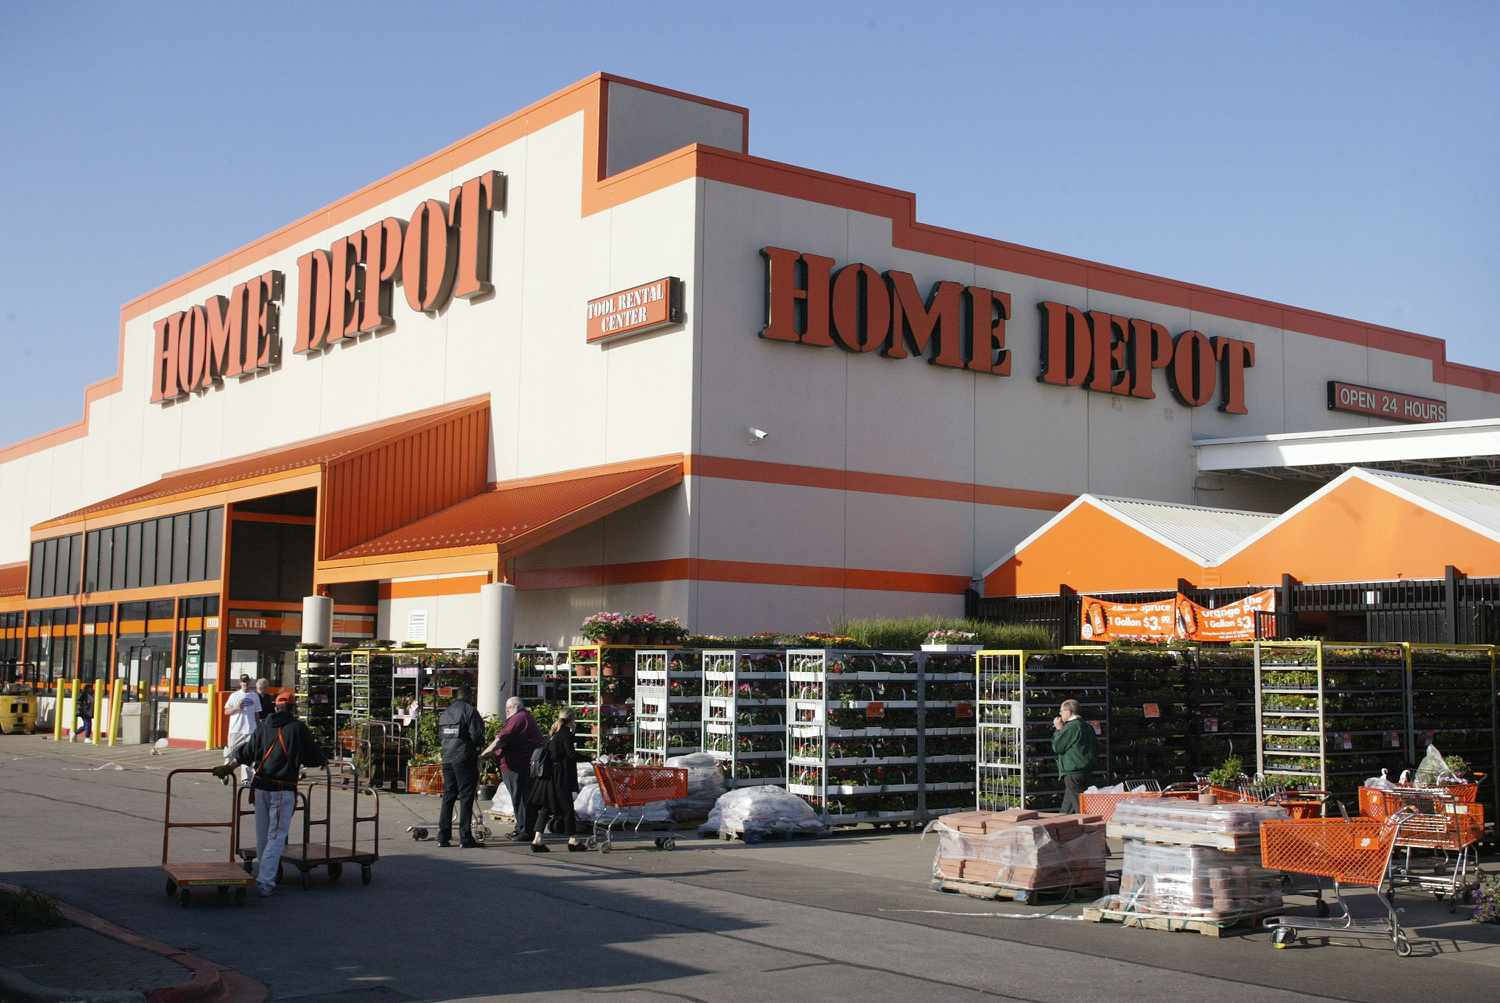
[254,789,296,890]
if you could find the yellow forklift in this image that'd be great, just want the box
[0,685,37,734]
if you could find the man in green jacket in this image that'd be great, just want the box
[1052,698,1098,814]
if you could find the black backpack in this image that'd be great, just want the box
[529,743,551,781]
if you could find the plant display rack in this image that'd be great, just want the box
[787,650,976,827]
[1186,645,1258,774]
[977,649,1109,813]
[633,649,702,764]
[568,644,661,759]
[294,646,338,751]
[1104,645,1191,782]
[351,649,396,723]
[1406,644,1497,819]
[1254,641,1408,806]
[702,649,788,788]
[514,646,568,704]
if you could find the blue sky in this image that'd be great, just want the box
[1,2,1496,442]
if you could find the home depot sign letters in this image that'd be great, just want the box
[760,247,1256,413]
[149,171,505,403]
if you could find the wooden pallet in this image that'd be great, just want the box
[935,878,1102,904]
[1082,901,1279,938]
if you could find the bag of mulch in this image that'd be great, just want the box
[664,752,726,823]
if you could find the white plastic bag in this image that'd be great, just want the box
[665,752,727,823]
[574,781,673,824]
[700,785,826,838]
[487,780,515,819]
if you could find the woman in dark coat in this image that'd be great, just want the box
[529,709,584,852]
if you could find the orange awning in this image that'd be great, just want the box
[34,397,490,556]
[0,562,25,598]
[317,456,684,583]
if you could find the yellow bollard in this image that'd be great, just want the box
[205,683,218,749]
[107,678,123,747]
[67,678,80,742]
[53,679,64,741]
[91,679,104,744]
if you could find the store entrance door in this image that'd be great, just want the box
[136,647,169,742]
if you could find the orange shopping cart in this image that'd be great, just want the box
[1361,785,1483,911]
[1260,807,1416,956]
[589,762,689,852]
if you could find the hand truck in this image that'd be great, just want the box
[588,762,688,852]
[1261,806,1417,956]
[161,768,253,908]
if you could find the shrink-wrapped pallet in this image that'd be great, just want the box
[931,810,1107,891]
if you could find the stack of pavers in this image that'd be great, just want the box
[1095,799,1287,928]
[931,809,1108,902]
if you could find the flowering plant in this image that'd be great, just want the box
[925,629,978,644]
[579,611,689,644]
[1474,873,1500,924]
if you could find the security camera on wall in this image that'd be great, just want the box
[745,426,770,443]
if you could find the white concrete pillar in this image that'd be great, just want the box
[301,595,333,647]
[478,582,515,718]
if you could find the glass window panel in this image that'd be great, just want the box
[188,509,208,582]
[111,525,128,591]
[124,523,141,589]
[28,541,43,598]
[155,517,173,586]
[55,536,70,596]
[148,599,175,621]
[84,531,99,593]
[203,596,219,616]
[41,538,58,597]
[67,534,82,594]
[97,530,114,593]
[172,513,190,583]
[205,508,224,581]
[140,520,157,588]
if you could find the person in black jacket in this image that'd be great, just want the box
[528,709,584,852]
[438,686,485,848]
[214,689,327,897]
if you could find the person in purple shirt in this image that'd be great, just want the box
[481,696,544,840]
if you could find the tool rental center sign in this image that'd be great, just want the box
[759,247,1256,413]
[147,171,505,404]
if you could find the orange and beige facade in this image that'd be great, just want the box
[4,73,1500,742]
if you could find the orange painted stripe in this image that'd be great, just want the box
[378,575,490,600]
[686,455,1073,511]
[513,558,967,595]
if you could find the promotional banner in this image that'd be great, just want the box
[1189,589,1276,642]
[1078,596,1178,642]
[1079,589,1276,642]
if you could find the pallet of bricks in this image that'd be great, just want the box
[932,809,1107,903]
[1086,798,1287,936]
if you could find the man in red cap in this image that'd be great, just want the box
[215,688,327,897]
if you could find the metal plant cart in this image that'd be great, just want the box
[633,649,702,764]
[702,649,787,788]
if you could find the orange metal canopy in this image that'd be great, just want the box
[33,397,490,552]
[0,562,25,598]
[316,456,685,584]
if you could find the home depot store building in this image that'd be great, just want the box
[3,72,1500,745]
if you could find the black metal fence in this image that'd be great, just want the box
[978,568,1500,645]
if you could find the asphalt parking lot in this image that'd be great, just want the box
[3,735,1498,1001]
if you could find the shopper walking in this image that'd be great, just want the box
[215,690,327,897]
[71,684,95,743]
[481,696,544,840]
[255,677,276,718]
[437,686,486,848]
[528,709,584,852]
[224,675,261,784]
[1052,698,1099,814]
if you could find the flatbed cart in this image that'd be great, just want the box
[1361,785,1482,911]
[237,766,381,888]
[162,768,253,907]
[1260,806,1417,956]
[588,762,688,852]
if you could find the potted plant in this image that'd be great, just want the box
[921,629,981,654]
[1203,755,1244,802]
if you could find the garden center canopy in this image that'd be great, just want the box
[983,467,1500,597]
[1196,417,1500,485]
